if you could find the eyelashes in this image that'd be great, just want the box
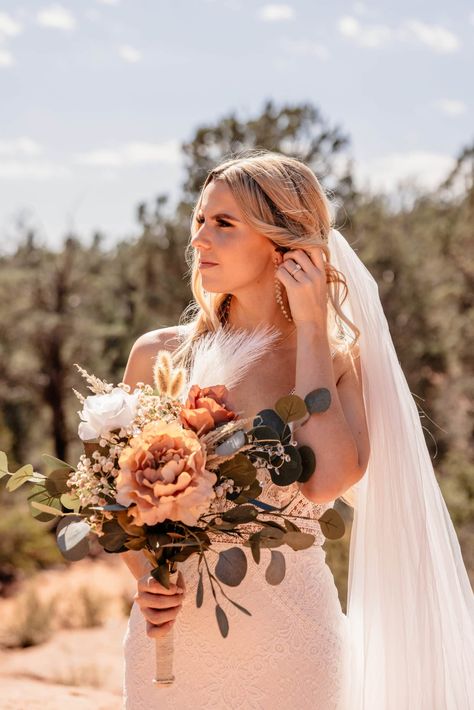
[195,216,231,228]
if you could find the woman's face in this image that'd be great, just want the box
[190,180,276,294]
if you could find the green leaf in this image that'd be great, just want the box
[269,446,302,486]
[304,387,331,414]
[219,453,257,487]
[274,394,307,424]
[45,468,71,496]
[60,492,81,512]
[56,515,91,561]
[297,445,316,483]
[318,508,346,540]
[6,464,35,491]
[0,451,8,479]
[215,546,247,587]
[100,519,129,553]
[196,570,204,608]
[250,539,261,564]
[265,550,286,585]
[215,604,229,638]
[248,425,280,444]
[42,454,74,471]
[27,486,62,521]
[283,518,301,533]
[221,504,259,524]
[227,596,252,616]
[30,500,65,516]
[231,479,262,504]
[283,531,315,550]
[252,410,285,438]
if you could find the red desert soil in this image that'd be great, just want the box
[0,555,137,709]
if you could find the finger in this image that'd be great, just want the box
[137,575,182,595]
[135,591,184,609]
[142,604,182,626]
[305,245,326,270]
[283,249,317,273]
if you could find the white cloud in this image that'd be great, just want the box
[97,0,120,4]
[258,4,295,22]
[280,38,329,60]
[118,44,142,63]
[338,16,391,48]
[355,150,455,193]
[338,16,460,53]
[0,161,70,179]
[402,20,460,53]
[0,138,43,157]
[0,12,22,37]
[470,12,474,26]
[37,5,77,31]
[74,140,181,167]
[435,99,467,116]
[0,49,14,67]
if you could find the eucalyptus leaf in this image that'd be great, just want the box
[0,451,8,479]
[42,454,75,471]
[215,604,229,638]
[304,387,331,414]
[253,409,285,438]
[151,564,170,588]
[27,486,62,521]
[124,536,147,551]
[318,508,346,540]
[60,493,81,512]
[215,546,247,587]
[219,453,257,487]
[6,464,35,492]
[30,501,66,517]
[56,515,91,561]
[248,425,280,444]
[45,468,71,496]
[196,570,204,608]
[274,394,307,423]
[265,550,286,585]
[221,504,258,524]
[297,445,316,483]
[269,446,302,486]
[283,531,315,550]
[227,596,252,616]
[231,479,262,504]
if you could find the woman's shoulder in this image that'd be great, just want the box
[130,325,189,356]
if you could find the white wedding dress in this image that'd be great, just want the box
[122,465,350,710]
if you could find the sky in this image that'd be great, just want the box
[0,0,473,250]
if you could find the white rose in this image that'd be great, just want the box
[78,388,139,441]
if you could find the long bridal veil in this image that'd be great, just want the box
[328,228,474,709]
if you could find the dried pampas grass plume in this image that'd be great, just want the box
[153,350,187,398]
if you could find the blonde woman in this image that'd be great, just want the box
[120,150,474,709]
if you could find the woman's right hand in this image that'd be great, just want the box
[134,569,186,639]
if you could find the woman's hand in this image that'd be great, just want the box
[134,569,186,639]
[275,247,329,331]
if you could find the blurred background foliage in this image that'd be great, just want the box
[0,100,472,607]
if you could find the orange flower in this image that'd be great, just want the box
[115,420,217,526]
[179,384,237,435]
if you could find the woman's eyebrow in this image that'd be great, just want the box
[197,211,240,222]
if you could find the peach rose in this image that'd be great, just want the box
[115,420,217,526]
[179,384,237,436]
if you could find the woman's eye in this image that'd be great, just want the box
[196,216,230,228]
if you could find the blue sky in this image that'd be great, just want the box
[0,1,472,250]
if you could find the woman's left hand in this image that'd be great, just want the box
[275,247,329,331]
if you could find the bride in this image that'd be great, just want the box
[119,151,474,709]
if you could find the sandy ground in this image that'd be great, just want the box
[0,556,137,710]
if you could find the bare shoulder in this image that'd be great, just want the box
[122,325,185,389]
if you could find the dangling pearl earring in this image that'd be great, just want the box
[274,261,293,322]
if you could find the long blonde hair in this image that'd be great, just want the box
[173,148,360,368]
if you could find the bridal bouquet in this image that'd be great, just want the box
[0,326,344,686]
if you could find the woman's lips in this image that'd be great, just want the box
[199,262,218,269]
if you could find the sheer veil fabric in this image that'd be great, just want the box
[328,228,474,709]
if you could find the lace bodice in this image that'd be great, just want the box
[204,464,332,546]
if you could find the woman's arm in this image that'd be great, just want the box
[294,325,371,504]
[118,326,183,580]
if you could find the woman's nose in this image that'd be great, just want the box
[191,227,212,250]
